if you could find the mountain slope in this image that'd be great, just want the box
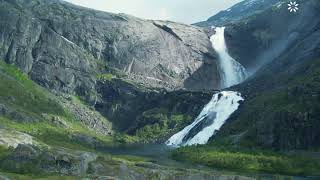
[0,0,220,94]
[193,0,320,150]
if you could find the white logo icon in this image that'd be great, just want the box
[288,1,299,12]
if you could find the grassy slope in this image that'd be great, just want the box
[0,61,113,150]
[0,61,151,178]
[0,61,66,119]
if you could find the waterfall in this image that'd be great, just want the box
[166,27,247,147]
[166,91,244,147]
[210,27,247,88]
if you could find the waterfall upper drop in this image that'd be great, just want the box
[210,27,247,88]
[166,91,244,147]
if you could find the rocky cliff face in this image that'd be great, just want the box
[0,0,220,98]
[224,0,320,73]
[94,76,213,138]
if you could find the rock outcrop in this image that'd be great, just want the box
[58,94,113,135]
[0,129,38,148]
[1,144,98,176]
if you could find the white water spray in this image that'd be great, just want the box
[166,27,247,147]
[166,91,244,147]
[210,27,247,88]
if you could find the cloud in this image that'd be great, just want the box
[64,0,242,24]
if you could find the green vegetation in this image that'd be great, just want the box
[0,61,147,178]
[114,133,139,144]
[0,116,113,152]
[217,59,320,150]
[0,61,137,150]
[134,108,192,141]
[0,61,66,119]
[0,145,11,159]
[97,73,114,81]
[136,123,166,140]
[169,114,192,129]
[172,146,320,176]
[135,108,169,140]
[0,61,114,150]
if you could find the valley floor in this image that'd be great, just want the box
[172,145,320,177]
[0,61,319,179]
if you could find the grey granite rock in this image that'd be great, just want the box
[1,144,98,176]
[0,0,221,95]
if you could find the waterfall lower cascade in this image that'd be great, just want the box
[166,91,244,147]
[166,27,247,147]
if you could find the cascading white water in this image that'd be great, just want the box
[166,91,244,147]
[166,27,247,147]
[210,27,247,88]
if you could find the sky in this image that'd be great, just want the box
[64,0,242,24]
